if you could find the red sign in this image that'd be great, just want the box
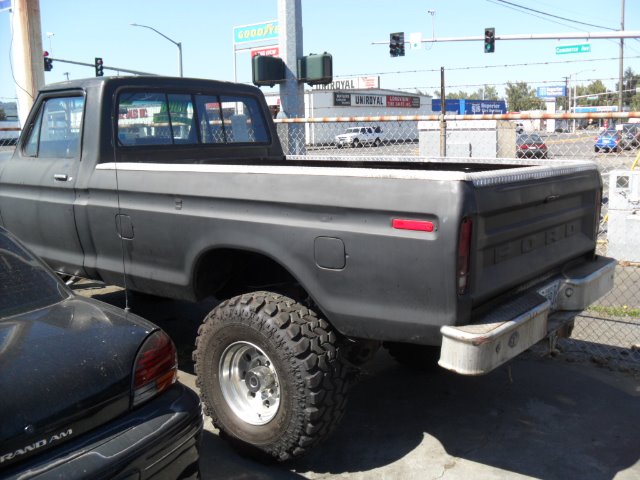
[386,95,420,108]
[250,46,280,58]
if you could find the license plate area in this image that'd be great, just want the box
[537,280,560,309]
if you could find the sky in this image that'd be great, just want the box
[1,0,640,104]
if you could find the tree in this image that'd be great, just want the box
[615,67,639,107]
[574,80,612,107]
[481,85,499,100]
[0,107,5,121]
[432,86,500,101]
[505,82,544,111]
[447,90,474,100]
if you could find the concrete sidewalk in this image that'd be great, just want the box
[181,351,640,480]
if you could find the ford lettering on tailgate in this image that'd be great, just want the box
[491,219,582,265]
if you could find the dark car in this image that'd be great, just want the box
[620,123,640,150]
[594,128,621,153]
[516,133,548,159]
[0,227,202,479]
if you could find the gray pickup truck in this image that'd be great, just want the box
[0,77,615,461]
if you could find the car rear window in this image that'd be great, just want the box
[517,134,543,144]
[0,233,66,318]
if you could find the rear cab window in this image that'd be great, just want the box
[116,90,269,148]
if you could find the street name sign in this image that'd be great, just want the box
[555,44,591,55]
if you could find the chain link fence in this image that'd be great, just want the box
[2,115,639,370]
[276,111,640,370]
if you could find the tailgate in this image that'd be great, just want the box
[469,168,601,306]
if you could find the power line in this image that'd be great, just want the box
[347,55,640,78]
[489,0,617,31]
[398,76,624,92]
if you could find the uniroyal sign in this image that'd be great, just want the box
[313,76,380,90]
[251,46,280,58]
[333,93,420,108]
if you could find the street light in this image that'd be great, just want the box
[130,23,183,77]
[569,69,596,131]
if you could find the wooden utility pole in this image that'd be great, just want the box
[11,0,44,126]
[618,0,625,112]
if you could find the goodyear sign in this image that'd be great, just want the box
[233,20,279,44]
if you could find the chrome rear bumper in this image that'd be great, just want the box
[439,256,616,375]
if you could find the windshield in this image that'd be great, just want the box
[0,231,67,318]
[345,128,360,133]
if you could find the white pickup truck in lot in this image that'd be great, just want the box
[335,125,384,147]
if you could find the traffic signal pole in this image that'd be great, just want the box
[278,0,305,154]
[43,57,156,76]
[373,30,640,45]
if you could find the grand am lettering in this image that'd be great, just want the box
[0,429,73,464]
[491,220,581,265]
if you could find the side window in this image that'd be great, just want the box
[195,94,269,145]
[117,92,197,147]
[167,94,196,144]
[195,96,226,144]
[118,92,171,146]
[23,96,84,158]
[118,91,270,148]
[218,96,269,143]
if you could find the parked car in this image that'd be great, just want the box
[516,133,548,159]
[594,128,621,153]
[0,227,202,479]
[619,123,640,150]
[335,126,383,147]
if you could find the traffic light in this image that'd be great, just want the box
[43,51,53,72]
[94,57,104,77]
[298,53,333,85]
[389,32,405,57]
[252,55,285,87]
[484,28,495,53]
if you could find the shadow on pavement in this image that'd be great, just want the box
[86,288,640,479]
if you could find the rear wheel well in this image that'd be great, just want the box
[193,248,309,303]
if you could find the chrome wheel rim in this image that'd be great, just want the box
[219,341,280,425]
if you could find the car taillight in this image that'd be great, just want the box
[132,330,178,407]
[457,217,473,295]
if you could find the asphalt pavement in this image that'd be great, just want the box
[78,285,640,480]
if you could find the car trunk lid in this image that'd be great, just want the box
[0,296,153,468]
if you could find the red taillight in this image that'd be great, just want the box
[457,217,473,295]
[392,218,435,232]
[132,330,178,407]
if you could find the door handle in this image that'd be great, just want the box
[53,174,69,181]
